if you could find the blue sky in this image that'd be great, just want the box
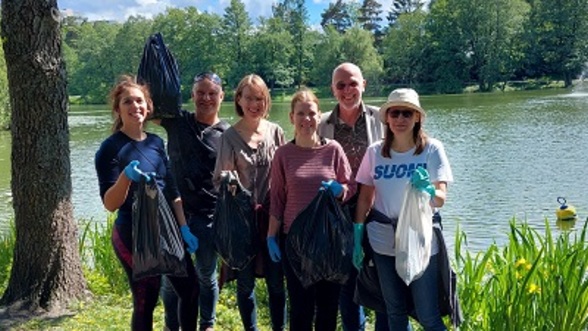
[58,0,393,27]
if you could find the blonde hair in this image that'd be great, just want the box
[290,88,320,113]
[234,74,271,118]
[109,75,153,132]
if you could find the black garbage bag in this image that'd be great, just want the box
[213,171,258,271]
[132,177,187,280]
[137,32,181,118]
[286,189,354,288]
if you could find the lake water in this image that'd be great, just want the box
[1,86,587,252]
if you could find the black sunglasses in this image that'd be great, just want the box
[388,109,415,119]
[194,72,222,86]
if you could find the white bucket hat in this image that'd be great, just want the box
[379,88,426,124]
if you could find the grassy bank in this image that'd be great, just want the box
[1,216,588,330]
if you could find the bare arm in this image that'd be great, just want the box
[268,215,281,237]
[432,181,448,207]
[354,184,375,224]
[171,197,187,227]
[103,172,132,212]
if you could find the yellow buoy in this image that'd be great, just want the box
[556,197,577,221]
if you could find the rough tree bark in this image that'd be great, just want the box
[0,0,87,315]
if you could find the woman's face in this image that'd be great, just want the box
[117,87,149,128]
[290,100,320,137]
[386,107,420,136]
[237,85,267,121]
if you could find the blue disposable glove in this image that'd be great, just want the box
[124,160,150,183]
[410,166,436,198]
[321,179,344,198]
[267,236,281,262]
[353,223,365,270]
[180,224,198,254]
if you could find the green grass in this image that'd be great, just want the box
[2,217,588,330]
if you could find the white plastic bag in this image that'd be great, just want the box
[395,184,433,285]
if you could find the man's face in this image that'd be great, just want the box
[331,65,366,112]
[192,78,224,117]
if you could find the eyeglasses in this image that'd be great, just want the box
[194,72,222,86]
[335,81,360,90]
[388,109,415,119]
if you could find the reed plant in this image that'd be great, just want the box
[0,220,15,292]
[456,218,588,330]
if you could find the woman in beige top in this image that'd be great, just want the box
[213,74,286,331]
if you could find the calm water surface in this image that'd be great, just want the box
[1,86,587,252]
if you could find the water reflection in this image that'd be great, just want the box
[0,88,587,253]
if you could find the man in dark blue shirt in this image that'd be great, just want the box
[157,72,230,331]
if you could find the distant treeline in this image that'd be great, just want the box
[7,0,588,108]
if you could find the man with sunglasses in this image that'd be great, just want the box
[318,62,388,331]
[156,72,229,331]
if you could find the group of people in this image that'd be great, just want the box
[94,62,454,331]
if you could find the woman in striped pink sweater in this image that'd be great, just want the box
[267,88,356,331]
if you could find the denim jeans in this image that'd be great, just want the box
[235,246,286,331]
[373,253,446,331]
[339,266,366,331]
[161,214,219,330]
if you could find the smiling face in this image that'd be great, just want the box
[385,107,421,137]
[290,99,321,138]
[331,63,366,113]
[192,78,224,123]
[237,85,267,121]
[116,87,150,130]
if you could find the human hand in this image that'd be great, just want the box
[321,179,344,198]
[267,236,281,262]
[353,223,365,270]
[410,166,436,198]
[180,224,198,253]
[124,160,150,183]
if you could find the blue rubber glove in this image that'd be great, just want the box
[353,223,365,270]
[124,160,150,183]
[180,224,198,254]
[267,236,281,262]
[410,166,436,198]
[321,179,344,198]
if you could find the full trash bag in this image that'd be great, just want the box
[132,177,187,280]
[213,171,257,271]
[137,32,181,118]
[286,189,354,288]
[395,183,433,285]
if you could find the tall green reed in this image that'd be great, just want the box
[79,214,128,295]
[456,218,588,330]
[0,220,15,292]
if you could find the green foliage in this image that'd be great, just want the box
[0,53,11,130]
[457,219,588,330]
[0,220,15,293]
[152,8,225,95]
[522,0,588,87]
[80,214,128,295]
[57,1,588,103]
[381,11,426,86]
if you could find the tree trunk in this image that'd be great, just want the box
[0,0,87,314]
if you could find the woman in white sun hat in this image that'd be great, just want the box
[353,88,459,330]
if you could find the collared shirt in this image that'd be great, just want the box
[318,102,384,177]
[333,112,368,177]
